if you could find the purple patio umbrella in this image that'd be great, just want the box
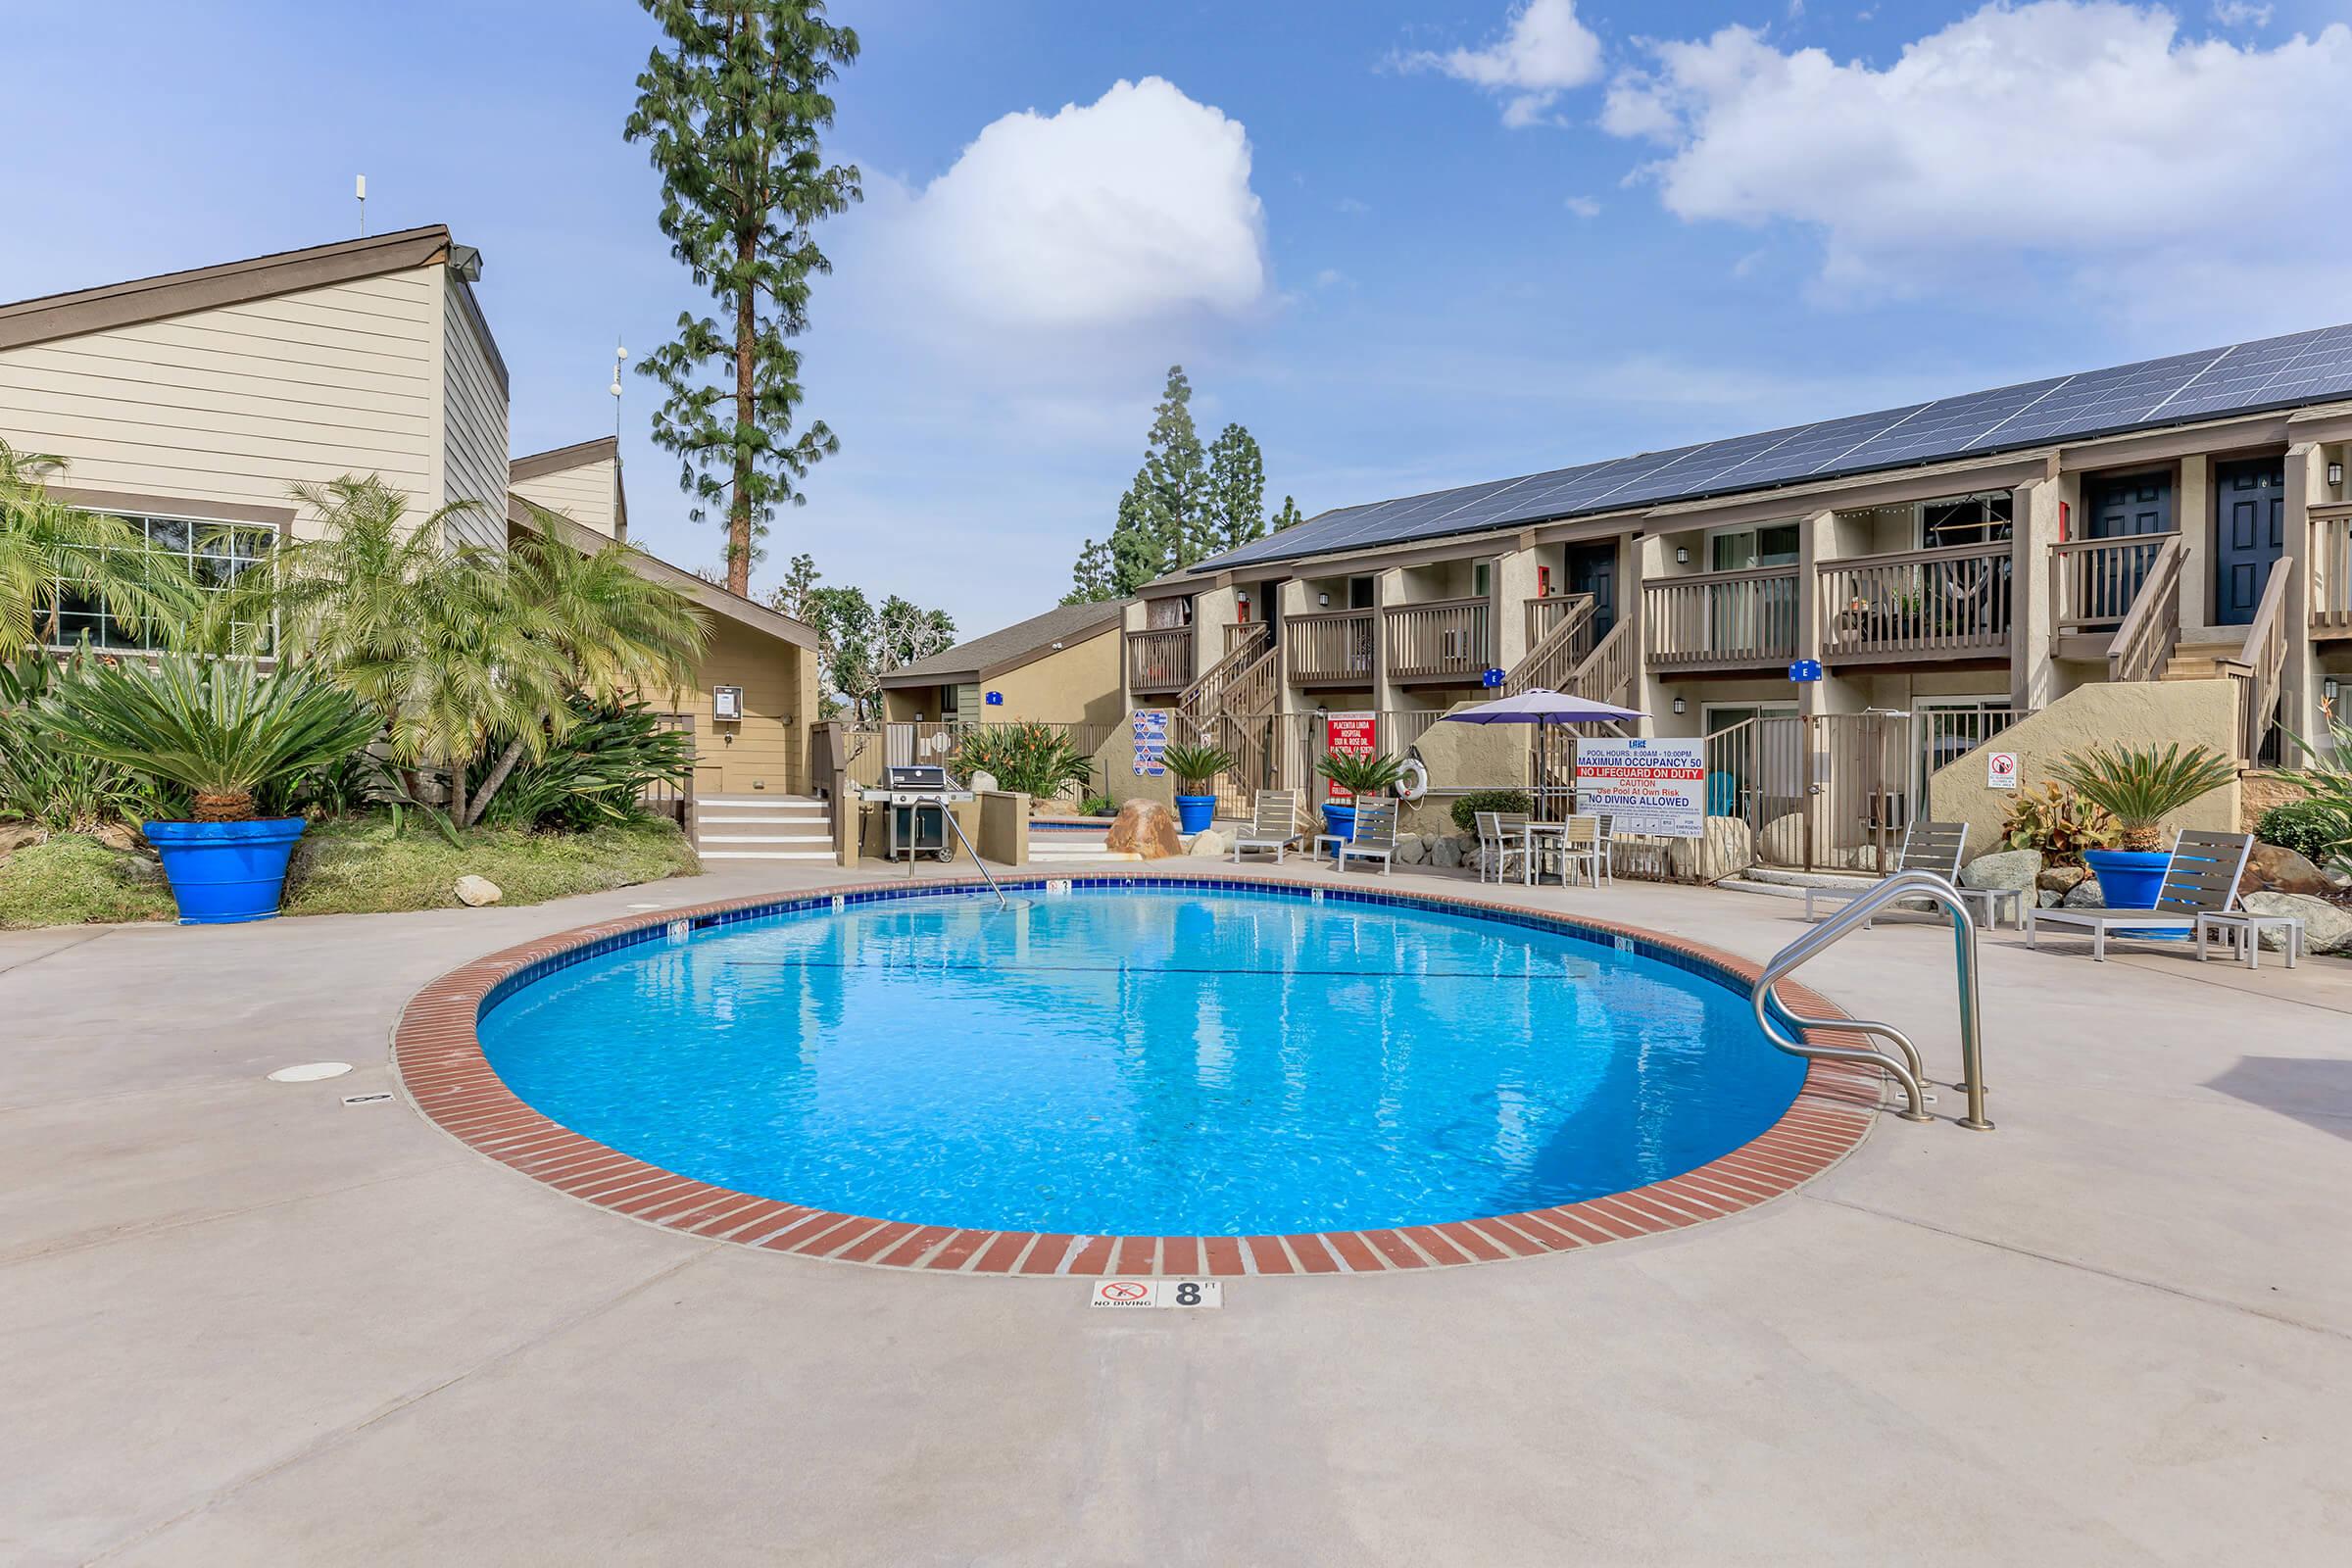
[1441,688,1647,817]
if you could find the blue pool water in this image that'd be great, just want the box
[479,887,1803,1236]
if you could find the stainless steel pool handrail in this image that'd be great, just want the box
[1752,870,1992,1132]
[938,808,1007,909]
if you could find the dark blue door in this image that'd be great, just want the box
[2212,458,2284,626]
[2086,470,2173,538]
[1565,542,1616,636]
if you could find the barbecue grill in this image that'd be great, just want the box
[859,762,975,864]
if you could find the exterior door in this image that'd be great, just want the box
[2085,470,2172,538]
[1565,541,1616,636]
[2212,458,2284,625]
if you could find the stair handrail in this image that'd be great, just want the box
[2106,534,2184,683]
[1751,870,1992,1131]
[1176,620,1269,730]
[2230,566,2290,761]
[1502,595,1595,696]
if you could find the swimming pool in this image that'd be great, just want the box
[474,882,1808,1239]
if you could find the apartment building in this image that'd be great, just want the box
[1125,323,2352,842]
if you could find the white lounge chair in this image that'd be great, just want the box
[1804,820,1970,926]
[2024,830,2255,961]
[1230,789,1302,864]
[1326,801,1398,875]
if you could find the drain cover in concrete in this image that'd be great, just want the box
[268,1062,353,1083]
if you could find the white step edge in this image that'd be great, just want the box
[698,850,838,860]
[697,834,833,845]
[697,800,827,809]
[699,815,830,825]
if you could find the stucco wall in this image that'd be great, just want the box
[1928,676,2242,862]
[980,631,1124,727]
[0,268,445,536]
[670,617,809,798]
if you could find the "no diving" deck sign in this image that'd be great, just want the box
[1089,1279,1222,1309]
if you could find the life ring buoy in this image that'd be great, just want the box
[1395,758,1430,800]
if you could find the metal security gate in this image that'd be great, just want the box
[1717,712,1914,874]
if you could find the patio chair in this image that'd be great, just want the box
[1536,814,1607,887]
[1804,820,1969,926]
[1230,789,1302,864]
[1474,810,1529,884]
[1331,801,1398,876]
[2024,830,2256,961]
[1590,812,1617,889]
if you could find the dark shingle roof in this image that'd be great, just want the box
[881,600,1125,686]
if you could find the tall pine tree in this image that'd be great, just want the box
[1271,494,1305,532]
[626,1,860,596]
[1206,422,1266,553]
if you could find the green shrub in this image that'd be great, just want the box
[1159,742,1234,793]
[952,722,1094,802]
[0,647,160,832]
[469,699,693,831]
[2256,799,2349,865]
[1450,788,1535,832]
[1999,781,2120,863]
[1078,794,1117,817]
[2278,718,2352,872]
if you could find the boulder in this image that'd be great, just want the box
[2063,877,2106,908]
[1699,815,1755,883]
[2037,889,2062,907]
[0,822,43,858]
[2036,864,2088,896]
[1105,799,1183,860]
[2244,842,2334,898]
[91,821,146,856]
[1960,849,2041,892]
[967,769,1001,795]
[1185,827,1231,858]
[1432,836,1464,870]
[1395,833,1429,866]
[454,874,504,907]
[2240,892,2352,955]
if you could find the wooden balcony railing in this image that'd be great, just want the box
[1504,594,1595,696]
[1523,593,1596,654]
[1643,567,1799,668]
[1287,609,1378,686]
[1819,541,2013,662]
[1384,596,1491,681]
[2051,532,2176,634]
[1126,626,1194,694]
[2313,506,2352,638]
[2231,566,2288,761]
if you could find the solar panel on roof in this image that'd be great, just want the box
[1185,320,2352,577]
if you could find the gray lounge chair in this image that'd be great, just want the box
[1229,788,1302,864]
[2024,830,2255,961]
[1804,820,1969,925]
[1325,801,1397,876]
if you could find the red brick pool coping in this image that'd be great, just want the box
[392,873,1887,1277]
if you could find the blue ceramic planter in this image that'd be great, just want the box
[145,817,308,925]
[1319,802,1356,858]
[2082,847,2183,940]
[1174,794,1216,834]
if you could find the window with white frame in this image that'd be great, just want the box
[47,514,277,654]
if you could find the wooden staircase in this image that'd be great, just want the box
[1176,624,1280,810]
[1500,597,1639,734]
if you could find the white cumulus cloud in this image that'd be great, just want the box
[1599,1,2352,326]
[887,76,1267,330]
[1401,0,1604,128]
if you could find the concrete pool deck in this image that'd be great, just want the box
[4,857,2349,1564]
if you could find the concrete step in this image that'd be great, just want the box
[698,814,829,826]
[1714,877,1814,902]
[698,849,837,861]
[696,833,833,846]
[698,795,826,808]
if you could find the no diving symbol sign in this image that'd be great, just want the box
[1089,1278,1222,1309]
[1986,751,2019,790]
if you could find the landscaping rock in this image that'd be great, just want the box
[1105,799,1183,859]
[0,823,43,858]
[2063,877,2106,908]
[2244,842,2333,898]
[2036,864,2088,896]
[966,769,1000,795]
[1395,833,1428,865]
[1432,836,1464,870]
[2037,889,2062,907]
[1960,849,2041,892]
[91,822,145,856]
[454,874,504,907]
[2241,892,2352,955]
[1185,828,1230,858]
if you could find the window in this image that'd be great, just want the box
[939,683,958,716]
[1472,561,1492,599]
[48,514,277,654]
[1919,493,2014,550]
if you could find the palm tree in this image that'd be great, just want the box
[461,510,709,826]
[0,439,199,652]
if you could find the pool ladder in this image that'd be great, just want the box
[1751,870,1992,1131]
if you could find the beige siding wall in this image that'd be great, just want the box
[512,456,619,537]
[0,270,444,535]
[670,618,810,797]
[438,276,508,550]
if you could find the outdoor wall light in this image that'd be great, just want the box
[1318,591,1331,607]
[1675,546,1690,564]
[1672,697,1687,715]
[2331,462,2345,488]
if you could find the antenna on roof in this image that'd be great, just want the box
[355,174,368,237]
[610,340,627,439]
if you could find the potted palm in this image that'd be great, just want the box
[1161,742,1234,834]
[32,654,380,923]
[1316,751,1404,854]
[2049,741,2236,911]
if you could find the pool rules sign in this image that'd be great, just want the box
[1573,737,1705,838]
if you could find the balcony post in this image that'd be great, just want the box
[2012,468,2061,710]
[1492,545,1539,674]
[1796,510,1831,716]
[1373,567,1403,712]
[2281,441,2323,743]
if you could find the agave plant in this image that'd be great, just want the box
[1160,742,1235,795]
[1317,750,1404,799]
[2046,742,2235,853]
[30,654,382,822]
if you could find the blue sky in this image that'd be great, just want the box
[7,1,2351,633]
